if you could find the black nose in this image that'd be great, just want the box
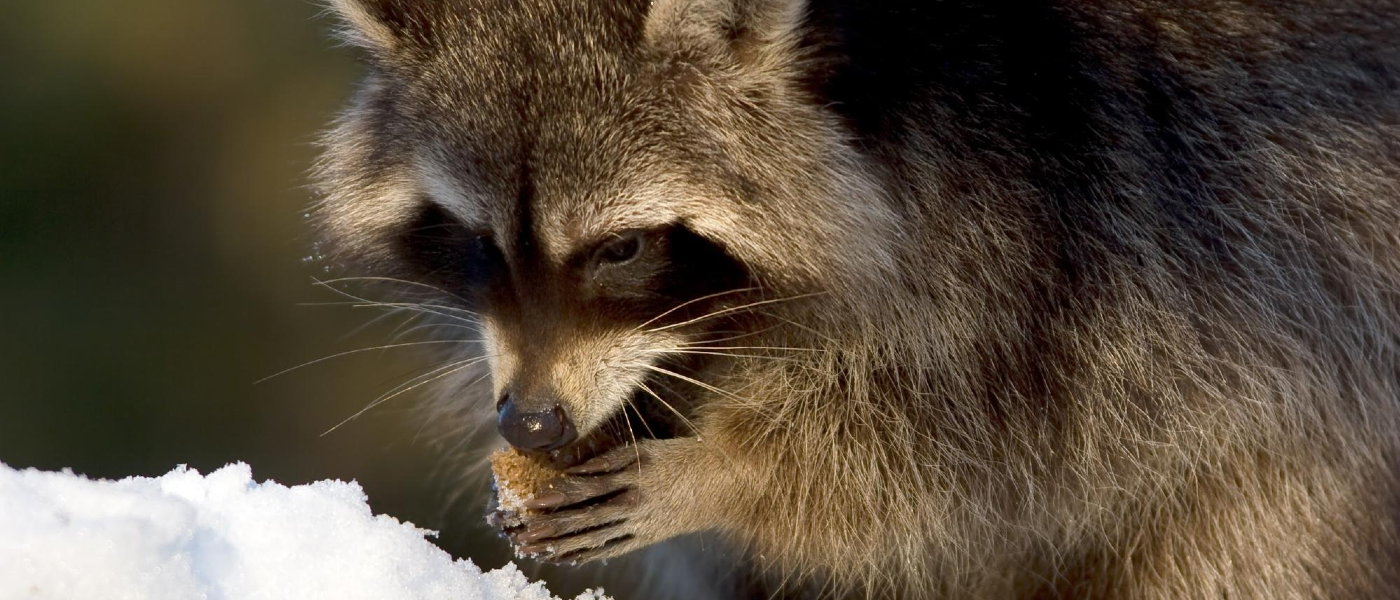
[496,394,577,451]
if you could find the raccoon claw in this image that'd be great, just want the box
[520,530,642,565]
[536,466,639,509]
[512,497,641,564]
[508,446,649,563]
[564,450,639,475]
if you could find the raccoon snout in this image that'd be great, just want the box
[496,393,578,451]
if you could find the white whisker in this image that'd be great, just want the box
[389,322,480,343]
[311,278,481,325]
[316,275,474,305]
[255,339,483,385]
[656,349,807,364]
[674,344,825,353]
[646,292,826,333]
[634,379,700,436]
[633,287,762,332]
[641,364,754,405]
[322,354,493,436]
[621,400,643,478]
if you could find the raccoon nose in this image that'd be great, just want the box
[496,394,577,451]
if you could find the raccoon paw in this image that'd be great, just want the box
[508,445,655,564]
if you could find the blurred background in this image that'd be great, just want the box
[0,0,588,593]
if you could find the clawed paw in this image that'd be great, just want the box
[497,446,652,564]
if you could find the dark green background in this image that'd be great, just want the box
[0,0,597,593]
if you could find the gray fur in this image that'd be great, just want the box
[313,0,1400,597]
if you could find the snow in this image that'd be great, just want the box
[0,462,610,600]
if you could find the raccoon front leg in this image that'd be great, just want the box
[507,437,721,564]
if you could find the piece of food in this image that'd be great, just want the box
[489,447,559,523]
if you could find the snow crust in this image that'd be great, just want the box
[0,462,609,600]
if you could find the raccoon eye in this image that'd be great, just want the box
[397,202,501,295]
[594,231,644,266]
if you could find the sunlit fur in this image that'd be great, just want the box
[313,0,1400,597]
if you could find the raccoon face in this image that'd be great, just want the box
[315,0,900,448]
[400,201,749,450]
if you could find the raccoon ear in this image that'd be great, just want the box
[325,0,437,53]
[645,0,810,62]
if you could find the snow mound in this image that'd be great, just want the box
[0,462,609,600]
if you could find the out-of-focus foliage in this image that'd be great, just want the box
[0,0,580,591]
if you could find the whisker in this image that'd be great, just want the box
[754,310,839,345]
[316,275,474,305]
[389,322,480,343]
[620,400,643,478]
[641,364,754,405]
[391,301,482,318]
[349,301,481,326]
[680,326,786,345]
[655,349,807,364]
[254,339,483,385]
[385,310,431,341]
[335,305,421,342]
[311,278,480,325]
[322,354,493,436]
[348,300,482,320]
[641,379,746,471]
[625,398,660,440]
[634,379,700,437]
[298,299,478,317]
[646,292,827,333]
[407,368,495,447]
[633,287,762,332]
[673,344,826,353]
[372,354,494,406]
[297,300,480,321]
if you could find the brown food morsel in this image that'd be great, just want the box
[489,447,559,516]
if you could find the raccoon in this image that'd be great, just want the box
[313,0,1400,598]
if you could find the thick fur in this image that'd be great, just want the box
[313,0,1400,598]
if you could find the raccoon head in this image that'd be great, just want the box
[314,0,900,451]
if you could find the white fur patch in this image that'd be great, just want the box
[325,0,398,51]
[416,159,491,230]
